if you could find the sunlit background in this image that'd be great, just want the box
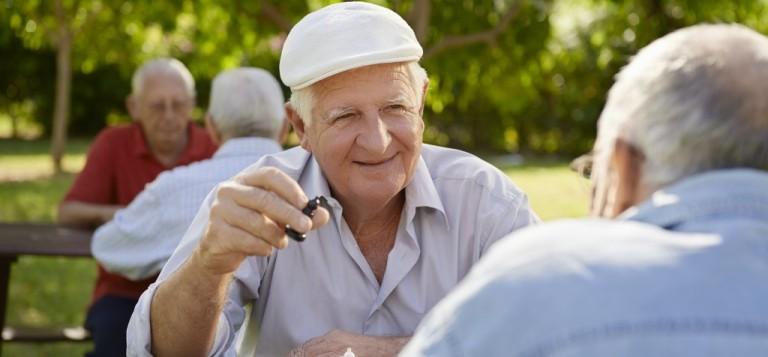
[1,0,767,355]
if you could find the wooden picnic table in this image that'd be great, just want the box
[0,222,93,352]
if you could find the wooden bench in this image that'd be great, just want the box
[0,223,93,352]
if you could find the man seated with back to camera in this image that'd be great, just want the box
[403,24,768,357]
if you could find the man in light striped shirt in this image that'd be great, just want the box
[91,67,288,282]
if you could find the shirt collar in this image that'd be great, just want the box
[298,152,336,209]
[131,122,204,161]
[213,137,282,159]
[296,151,448,226]
[131,122,151,158]
[622,169,768,229]
[404,156,449,226]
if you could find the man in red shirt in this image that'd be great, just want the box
[58,58,217,356]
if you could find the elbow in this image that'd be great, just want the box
[57,202,74,225]
[57,201,98,228]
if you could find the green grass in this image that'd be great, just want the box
[0,138,94,356]
[0,139,589,356]
[0,177,74,222]
[0,139,89,180]
[504,164,590,220]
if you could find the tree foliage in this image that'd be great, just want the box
[1,0,767,156]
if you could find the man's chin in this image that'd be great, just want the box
[152,135,186,150]
[348,182,406,204]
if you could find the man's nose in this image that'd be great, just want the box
[357,114,391,153]
[161,101,177,118]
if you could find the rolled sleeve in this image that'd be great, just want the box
[126,279,250,357]
[126,282,160,357]
[208,299,248,357]
[477,191,540,256]
[125,187,258,356]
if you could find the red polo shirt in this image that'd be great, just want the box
[63,122,217,302]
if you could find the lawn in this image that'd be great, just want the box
[503,163,590,220]
[0,138,94,356]
[0,138,588,356]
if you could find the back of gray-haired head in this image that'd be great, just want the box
[131,58,196,98]
[208,68,285,140]
[597,24,768,190]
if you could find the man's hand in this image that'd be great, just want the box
[287,330,410,357]
[196,166,330,275]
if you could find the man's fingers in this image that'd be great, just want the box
[235,167,308,208]
[214,222,276,257]
[218,200,288,249]
[311,207,330,230]
[219,183,313,233]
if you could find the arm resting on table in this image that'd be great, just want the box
[58,201,121,228]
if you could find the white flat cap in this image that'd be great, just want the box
[280,1,423,90]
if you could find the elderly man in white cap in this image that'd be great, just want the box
[401,24,768,356]
[126,2,537,356]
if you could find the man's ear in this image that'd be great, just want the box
[610,138,644,217]
[204,114,221,145]
[418,80,429,117]
[285,103,311,151]
[276,111,291,146]
[126,95,139,122]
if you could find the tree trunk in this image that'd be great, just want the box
[51,0,72,174]
[9,112,18,139]
[409,0,431,43]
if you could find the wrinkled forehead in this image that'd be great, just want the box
[313,63,416,104]
[139,73,191,99]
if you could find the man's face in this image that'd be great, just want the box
[301,63,425,206]
[129,73,193,152]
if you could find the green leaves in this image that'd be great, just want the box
[2,0,768,154]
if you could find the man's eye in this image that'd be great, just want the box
[385,104,407,112]
[333,113,355,121]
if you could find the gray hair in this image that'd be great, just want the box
[289,61,428,124]
[208,67,286,139]
[595,24,768,191]
[131,58,196,98]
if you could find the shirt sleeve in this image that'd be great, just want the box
[477,190,540,257]
[127,281,246,357]
[91,174,172,281]
[63,130,117,204]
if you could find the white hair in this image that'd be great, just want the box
[208,67,285,139]
[289,61,428,124]
[131,58,196,98]
[595,24,768,191]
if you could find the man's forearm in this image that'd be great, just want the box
[150,251,233,356]
[58,201,121,227]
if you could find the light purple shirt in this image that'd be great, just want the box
[127,144,539,356]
